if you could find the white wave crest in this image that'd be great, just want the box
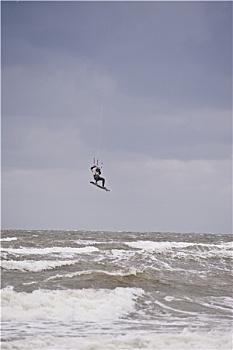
[1,286,144,322]
[125,241,233,258]
[46,267,141,281]
[0,260,77,272]
[1,246,99,257]
[0,237,17,242]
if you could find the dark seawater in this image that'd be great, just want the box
[1,230,232,349]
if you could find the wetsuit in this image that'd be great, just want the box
[91,166,105,187]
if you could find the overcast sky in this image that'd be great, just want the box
[1,1,232,233]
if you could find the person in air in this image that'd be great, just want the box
[90,165,105,187]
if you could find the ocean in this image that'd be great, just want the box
[1,230,232,350]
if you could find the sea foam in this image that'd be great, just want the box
[0,259,77,272]
[1,286,144,322]
[1,331,232,350]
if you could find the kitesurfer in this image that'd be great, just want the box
[90,165,105,187]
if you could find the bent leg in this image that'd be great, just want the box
[98,176,105,187]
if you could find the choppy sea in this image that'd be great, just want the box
[1,230,232,350]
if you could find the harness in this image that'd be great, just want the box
[93,167,101,177]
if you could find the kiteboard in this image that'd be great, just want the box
[90,181,110,192]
